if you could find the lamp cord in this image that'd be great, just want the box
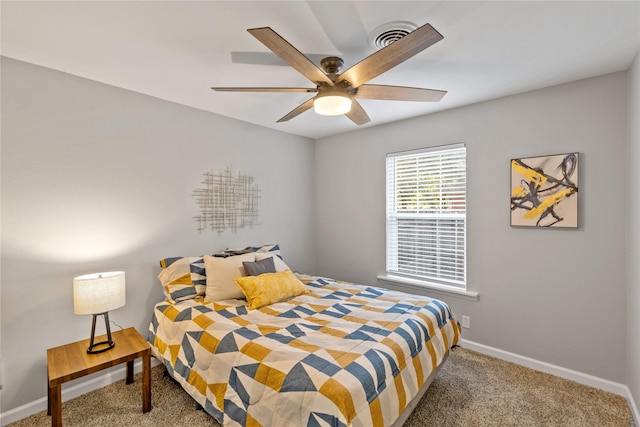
[110,320,124,331]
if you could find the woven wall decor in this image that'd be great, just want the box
[193,167,260,233]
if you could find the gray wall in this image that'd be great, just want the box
[0,58,316,411]
[627,51,640,414]
[315,71,629,384]
[1,55,636,416]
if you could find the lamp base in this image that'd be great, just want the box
[87,312,115,354]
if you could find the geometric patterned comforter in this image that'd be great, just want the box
[148,274,459,427]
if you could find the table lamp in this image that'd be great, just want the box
[73,271,126,354]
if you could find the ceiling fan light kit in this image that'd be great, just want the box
[212,22,447,125]
[314,94,352,116]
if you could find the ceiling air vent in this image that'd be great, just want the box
[368,21,418,50]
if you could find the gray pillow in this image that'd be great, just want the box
[243,256,276,276]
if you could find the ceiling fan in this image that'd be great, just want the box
[211,23,447,126]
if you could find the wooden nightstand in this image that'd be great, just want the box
[46,327,151,427]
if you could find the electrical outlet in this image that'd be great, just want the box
[461,315,471,329]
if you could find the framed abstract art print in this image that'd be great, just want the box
[510,152,579,228]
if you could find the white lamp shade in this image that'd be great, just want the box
[73,271,126,315]
[314,95,352,116]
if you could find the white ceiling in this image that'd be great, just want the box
[2,1,639,139]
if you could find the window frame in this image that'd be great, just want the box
[378,143,478,301]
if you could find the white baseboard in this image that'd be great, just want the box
[460,338,640,426]
[0,358,161,426]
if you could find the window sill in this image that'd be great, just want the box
[377,274,479,301]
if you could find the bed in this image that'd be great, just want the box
[147,246,460,427]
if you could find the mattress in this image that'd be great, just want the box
[148,274,459,427]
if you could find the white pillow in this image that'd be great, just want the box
[204,252,256,301]
[255,252,290,272]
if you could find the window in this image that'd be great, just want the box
[385,144,466,290]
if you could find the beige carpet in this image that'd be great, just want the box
[8,347,632,426]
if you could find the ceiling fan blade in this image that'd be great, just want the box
[212,87,317,93]
[248,27,333,86]
[355,84,446,102]
[276,97,316,123]
[336,23,443,88]
[230,51,334,67]
[345,99,371,126]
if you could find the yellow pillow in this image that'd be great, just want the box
[234,269,309,310]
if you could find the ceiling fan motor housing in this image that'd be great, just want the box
[320,57,344,74]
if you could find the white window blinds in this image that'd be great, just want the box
[385,144,466,288]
